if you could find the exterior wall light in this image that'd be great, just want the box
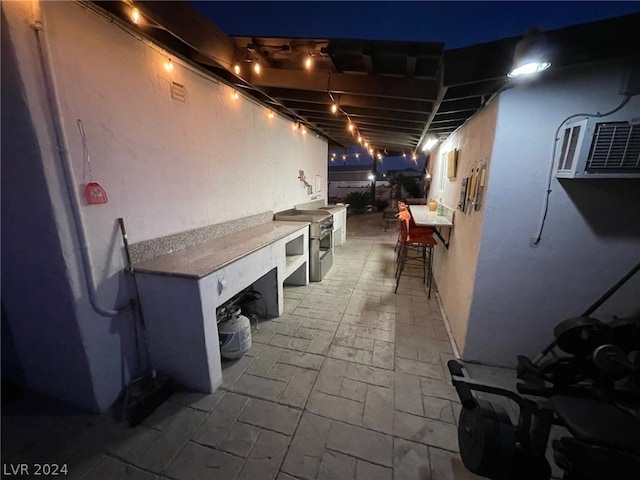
[508,28,551,78]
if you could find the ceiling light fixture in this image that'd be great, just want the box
[508,28,551,78]
[421,136,438,152]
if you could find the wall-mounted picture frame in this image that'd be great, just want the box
[447,149,458,179]
[458,177,468,211]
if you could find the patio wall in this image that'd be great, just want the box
[428,100,498,354]
[431,58,640,367]
[1,1,327,411]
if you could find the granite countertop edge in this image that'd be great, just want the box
[134,221,310,279]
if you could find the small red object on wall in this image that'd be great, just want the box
[84,181,108,205]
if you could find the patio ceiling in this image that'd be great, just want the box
[93,2,640,156]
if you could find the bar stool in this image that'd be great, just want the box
[395,213,437,297]
[394,201,409,252]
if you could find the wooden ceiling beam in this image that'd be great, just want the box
[250,68,438,99]
[265,88,433,112]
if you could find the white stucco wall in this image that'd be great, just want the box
[465,60,640,366]
[428,100,498,353]
[2,1,327,411]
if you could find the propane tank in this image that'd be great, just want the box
[218,305,252,360]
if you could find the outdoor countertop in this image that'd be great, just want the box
[134,221,309,279]
[409,205,454,227]
[322,204,349,214]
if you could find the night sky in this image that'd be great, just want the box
[189,1,640,172]
[191,1,640,49]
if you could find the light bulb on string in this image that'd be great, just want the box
[233,64,241,75]
[305,55,313,70]
[331,104,338,114]
[364,141,369,148]
[164,58,174,73]
[412,152,417,161]
[302,126,307,135]
[267,110,275,119]
[130,7,141,25]
[253,62,261,74]
[347,123,354,133]
[357,135,362,143]
[232,90,239,100]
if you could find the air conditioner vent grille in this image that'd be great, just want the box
[587,122,640,172]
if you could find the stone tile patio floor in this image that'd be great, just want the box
[3,212,524,480]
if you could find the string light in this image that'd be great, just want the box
[302,126,307,135]
[357,135,362,143]
[233,64,241,75]
[328,150,423,164]
[164,58,174,73]
[412,152,417,161]
[364,141,369,148]
[347,123,354,133]
[331,104,338,114]
[305,55,313,70]
[253,62,261,74]
[130,7,141,25]
[267,110,275,119]
[232,89,239,100]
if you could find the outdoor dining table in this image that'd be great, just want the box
[408,205,454,249]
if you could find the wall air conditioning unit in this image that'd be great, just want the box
[556,118,640,178]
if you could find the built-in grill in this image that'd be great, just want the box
[274,209,334,281]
